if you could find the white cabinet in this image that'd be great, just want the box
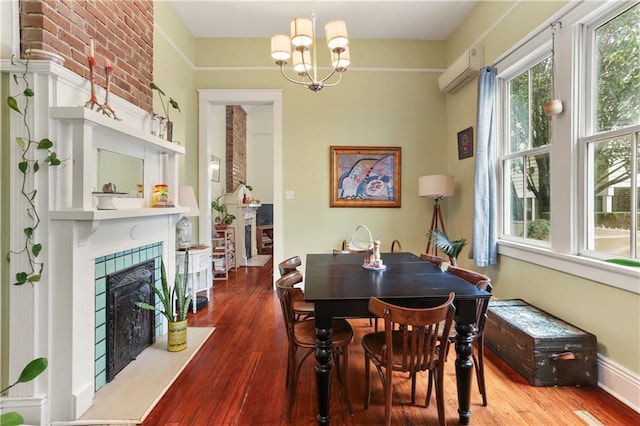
[212,227,235,280]
[176,246,212,313]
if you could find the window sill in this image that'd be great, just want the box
[498,240,640,295]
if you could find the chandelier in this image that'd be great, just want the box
[270,11,350,92]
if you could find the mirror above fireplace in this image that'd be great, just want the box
[97,149,143,198]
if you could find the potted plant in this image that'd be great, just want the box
[426,229,467,266]
[150,82,180,141]
[212,195,236,229]
[239,181,253,203]
[136,254,191,352]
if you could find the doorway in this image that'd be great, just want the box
[197,89,283,285]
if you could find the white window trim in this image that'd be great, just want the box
[495,0,640,295]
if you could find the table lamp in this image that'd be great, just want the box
[418,175,455,254]
[176,186,200,250]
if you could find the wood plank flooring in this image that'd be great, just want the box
[142,258,640,425]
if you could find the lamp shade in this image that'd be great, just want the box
[418,175,455,199]
[178,186,200,217]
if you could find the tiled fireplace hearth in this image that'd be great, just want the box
[1,62,187,424]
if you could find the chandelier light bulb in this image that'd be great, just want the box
[325,20,348,50]
[293,50,312,74]
[331,46,350,71]
[271,34,292,63]
[290,17,313,47]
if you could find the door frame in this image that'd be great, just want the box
[198,89,283,285]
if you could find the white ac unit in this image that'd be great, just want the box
[438,46,484,94]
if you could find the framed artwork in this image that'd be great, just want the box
[330,146,401,208]
[457,127,474,160]
[210,155,220,182]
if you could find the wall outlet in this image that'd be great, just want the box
[285,190,294,200]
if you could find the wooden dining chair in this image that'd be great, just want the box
[362,292,456,426]
[428,265,492,407]
[278,255,302,276]
[390,239,403,252]
[420,253,448,268]
[276,271,354,419]
[277,256,314,320]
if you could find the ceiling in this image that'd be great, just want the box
[166,0,478,41]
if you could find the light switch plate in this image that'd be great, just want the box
[285,190,294,200]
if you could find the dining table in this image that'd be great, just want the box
[304,252,492,425]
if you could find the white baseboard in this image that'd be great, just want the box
[0,395,48,425]
[598,354,640,413]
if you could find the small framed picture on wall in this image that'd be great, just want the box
[457,127,473,160]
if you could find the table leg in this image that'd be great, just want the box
[314,311,333,425]
[454,299,476,425]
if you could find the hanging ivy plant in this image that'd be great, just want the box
[5,55,62,285]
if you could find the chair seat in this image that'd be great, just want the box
[363,331,443,369]
[293,318,353,348]
[293,301,315,314]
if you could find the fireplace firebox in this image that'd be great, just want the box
[106,260,155,382]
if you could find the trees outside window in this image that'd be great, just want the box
[584,3,640,259]
[502,58,552,242]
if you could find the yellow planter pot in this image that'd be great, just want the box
[167,319,188,352]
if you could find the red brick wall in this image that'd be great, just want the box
[19,0,153,111]
[226,105,247,192]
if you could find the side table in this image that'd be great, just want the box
[176,246,212,313]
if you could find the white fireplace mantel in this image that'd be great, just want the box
[223,188,260,266]
[1,60,186,424]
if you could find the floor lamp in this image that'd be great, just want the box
[418,175,455,255]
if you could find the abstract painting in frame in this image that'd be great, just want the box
[457,126,474,160]
[330,146,401,207]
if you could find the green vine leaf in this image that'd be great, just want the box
[32,243,42,257]
[7,96,20,113]
[45,153,60,166]
[15,272,27,285]
[18,161,28,173]
[23,227,33,237]
[23,87,34,97]
[16,137,25,150]
[28,275,41,283]
[37,138,53,149]
[33,161,40,173]
[29,189,37,201]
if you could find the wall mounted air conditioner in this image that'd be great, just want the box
[438,46,484,94]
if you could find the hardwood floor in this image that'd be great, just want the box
[142,258,640,425]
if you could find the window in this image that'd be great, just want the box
[583,3,640,259]
[502,58,553,243]
[496,1,640,292]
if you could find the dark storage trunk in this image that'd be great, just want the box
[485,299,597,387]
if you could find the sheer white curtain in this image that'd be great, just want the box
[471,67,498,266]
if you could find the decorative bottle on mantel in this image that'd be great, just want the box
[242,193,248,204]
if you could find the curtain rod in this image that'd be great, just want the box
[490,0,584,69]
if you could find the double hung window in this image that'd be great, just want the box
[497,1,639,290]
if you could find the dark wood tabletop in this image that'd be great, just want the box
[305,252,488,302]
[304,251,491,425]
